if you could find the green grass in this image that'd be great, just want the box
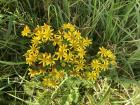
[0,0,140,105]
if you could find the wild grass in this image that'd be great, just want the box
[0,0,140,105]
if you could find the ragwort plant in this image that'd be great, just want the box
[21,23,116,104]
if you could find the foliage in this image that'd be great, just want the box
[0,0,140,105]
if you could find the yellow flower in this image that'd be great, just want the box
[51,35,62,46]
[63,52,73,62]
[98,47,116,61]
[55,50,64,60]
[25,54,37,65]
[86,71,98,80]
[21,25,31,37]
[24,45,39,65]
[34,24,53,42]
[28,68,40,78]
[64,31,76,42]
[101,60,109,70]
[43,23,52,30]
[78,39,90,49]
[73,30,81,39]
[91,59,101,70]
[62,23,75,31]
[83,37,92,47]
[75,61,85,71]
[39,53,55,67]
[31,36,41,46]
[55,44,68,60]
[98,47,108,57]
[28,68,46,78]
[29,45,40,53]
[106,50,116,60]
[76,47,86,58]
[69,40,79,49]
[59,44,68,52]
[42,24,53,42]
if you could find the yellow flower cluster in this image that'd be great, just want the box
[21,23,116,88]
[89,47,116,80]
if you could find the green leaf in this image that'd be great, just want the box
[0,60,26,65]
[98,86,110,105]
[128,48,140,64]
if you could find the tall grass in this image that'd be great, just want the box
[0,0,140,104]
